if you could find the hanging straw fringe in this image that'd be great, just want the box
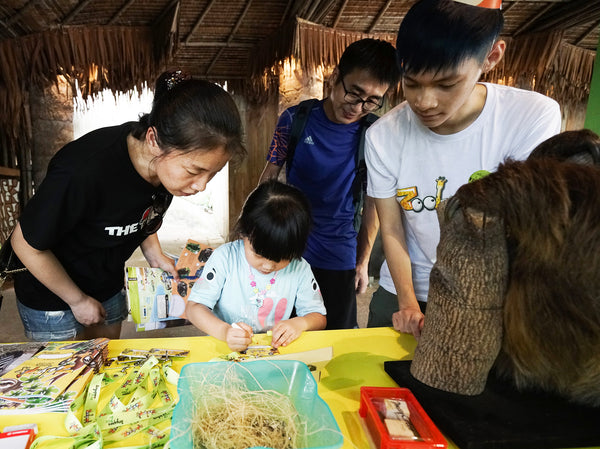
[0,26,159,167]
[541,42,596,107]
[484,30,595,111]
[251,17,395,79]
[241,17,398,104]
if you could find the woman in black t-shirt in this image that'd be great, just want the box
[11,71,246,342]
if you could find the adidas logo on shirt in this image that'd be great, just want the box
[304,135,315,145]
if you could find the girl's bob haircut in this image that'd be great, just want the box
[233,180,312,262]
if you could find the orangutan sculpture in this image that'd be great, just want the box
[410,130,600,407]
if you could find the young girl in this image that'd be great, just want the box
[11,71,246,342]
[186,180,327,351]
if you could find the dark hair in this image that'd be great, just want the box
[528,129,600,166]
[132,71,246,165]
[152,70,192,107]
[234,180,312,262]
[396,0,504,76]
[337,38,400,88]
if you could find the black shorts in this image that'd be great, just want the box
[311,267,357,330]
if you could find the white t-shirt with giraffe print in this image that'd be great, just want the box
[366,83,561,302]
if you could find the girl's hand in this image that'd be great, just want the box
[226,322,253,351]
[271,318,304,348]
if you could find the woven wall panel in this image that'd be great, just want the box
[0,178,19,245]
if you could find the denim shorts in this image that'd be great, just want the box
[17,290,128,341]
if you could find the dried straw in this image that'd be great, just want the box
[189,366,306,449]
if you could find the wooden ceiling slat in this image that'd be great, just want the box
[62,0,94,25]
[0,17,17,37]
[206,0,253,75]
[513,2,554,37]
[108,0,136,25]
[279,0,294,26]
[524,0,600,34]
[182,41,254,48]
[184,0,218,44]
[153,0,179,26]
[5,0,39,26]
[368,0,393,33]
[315,0,338,24]
[575,19,600,47]
[332,0,349,28]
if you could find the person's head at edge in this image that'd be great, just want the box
[233,180,312,274]
[528,129,600,166]
[396,0,505,134]
[130,72,246,197]
[324,38,401,125]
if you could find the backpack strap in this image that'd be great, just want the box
[354,112,379,200]
[286,99,319,177]
[351,112,379,231]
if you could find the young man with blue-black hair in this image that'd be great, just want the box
[366,0,561,336]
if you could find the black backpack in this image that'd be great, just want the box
[285,98,378,232]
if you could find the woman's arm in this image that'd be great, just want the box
[140,233,178,280]
[11,222,106,326]
[374,196,424,338]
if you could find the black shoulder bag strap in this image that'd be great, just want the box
[354,112,379,201]
[285,98,319,177]
[352,112,379,231]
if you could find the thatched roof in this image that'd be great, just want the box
[0,0,598,176]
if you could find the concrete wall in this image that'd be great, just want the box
[29,79,74,189]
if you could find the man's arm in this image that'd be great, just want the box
[374,196,424,338]
[258,162,282,184]
[355,195,379,293]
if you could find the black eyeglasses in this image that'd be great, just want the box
[340,76,384,112]
[139,192,172,236]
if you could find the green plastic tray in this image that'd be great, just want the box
[170,360,343,449]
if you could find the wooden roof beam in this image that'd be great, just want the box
[185,0,218,45]
[280,0,295,25]
[5,0,39,26]
[306,0,329,22]
[332,0,349,28]
[0,17,18,38]
[62,0,94,25]
[206,0,253,74]
[181,41,254,48]
[108,0,136,25]
[314,0,338,24]
[574,19,600,47]
[500,1,517,15]
[368,0,393,33]
[154,0,179,26]
[520,0,600,34]
[513,2,554,37]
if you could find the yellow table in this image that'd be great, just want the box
[1,327,413,448]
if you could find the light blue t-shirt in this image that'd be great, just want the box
[187,239,326,333]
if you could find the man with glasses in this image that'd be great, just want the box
[259,39,400,329]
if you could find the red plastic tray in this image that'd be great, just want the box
[359,386,447,449]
